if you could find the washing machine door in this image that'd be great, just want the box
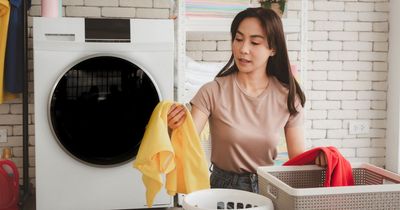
[49,56,160,166]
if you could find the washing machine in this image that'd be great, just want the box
[33,17,174,210]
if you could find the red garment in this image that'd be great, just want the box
[0,159,19,210]
[283,147,354,187]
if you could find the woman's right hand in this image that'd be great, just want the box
[167,104,187,130]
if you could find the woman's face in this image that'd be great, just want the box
[232,17,275,74]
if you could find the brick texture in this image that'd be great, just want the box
[307,0,388,167]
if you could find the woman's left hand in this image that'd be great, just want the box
[315,152,327,167]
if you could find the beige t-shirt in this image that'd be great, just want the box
[191,73,304,173]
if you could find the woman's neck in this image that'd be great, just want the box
[236,71,269,96]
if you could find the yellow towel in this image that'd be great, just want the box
[0,0,17,104]
[134,101,210,207]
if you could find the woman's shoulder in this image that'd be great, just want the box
[215,74,234,86]
[270,76,303,108]
[200,79,219,90]
[270,76,289,95]
[200,74,233,90]
[196,79,219,96]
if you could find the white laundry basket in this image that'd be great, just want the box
[183,189,274,210]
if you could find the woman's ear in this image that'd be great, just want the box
[271,50,276,56]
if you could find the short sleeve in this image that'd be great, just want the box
[285,98,304,128]
[190,81,217,117]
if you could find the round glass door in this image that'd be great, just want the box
[49,56,160,166]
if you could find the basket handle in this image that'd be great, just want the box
[363,163,400,183]
[266,184,278,200]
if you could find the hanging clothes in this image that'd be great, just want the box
[4,0,31,95]
[0,0,11,104]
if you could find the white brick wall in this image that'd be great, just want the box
[66,6,101,17]
[203,51,231,62]
[315,21,344,31]
[120,0,152,8]
[63,0,84,6]
[343,81,371,90]
[308,31,328,41]
[345,22,372,31]
[308,0,389,167]
[373,22,388,31]
[314,1,344,11]
[343,61,372,70]
[371,100,386,109]
[136,8,170,18]
[329,32,358,41]
[187,41,217,51]
[345,2,374,12]
[187,32,231,62]
[85,0,118,7]
[312,41,343,50]
[359,12,388,22]
[102,7,136,18]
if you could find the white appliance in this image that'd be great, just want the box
[33,17,174,210]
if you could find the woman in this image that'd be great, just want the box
[168,7,324,193]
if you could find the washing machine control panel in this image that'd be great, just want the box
[34,17,174,47]
[85,19,131,43]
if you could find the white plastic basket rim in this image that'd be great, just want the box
[183,188,274,210]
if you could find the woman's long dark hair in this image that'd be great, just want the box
[216,7,305,115]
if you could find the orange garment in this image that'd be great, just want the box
[284,146,354,187]
[0,0,16,104]
[133,101,210,207]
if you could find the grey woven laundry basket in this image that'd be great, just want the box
[257,163,400,210]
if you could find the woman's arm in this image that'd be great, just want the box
[284,126,305,159]
[190,105,209,134]
[168,104,209,135]
[285,126,327,166]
